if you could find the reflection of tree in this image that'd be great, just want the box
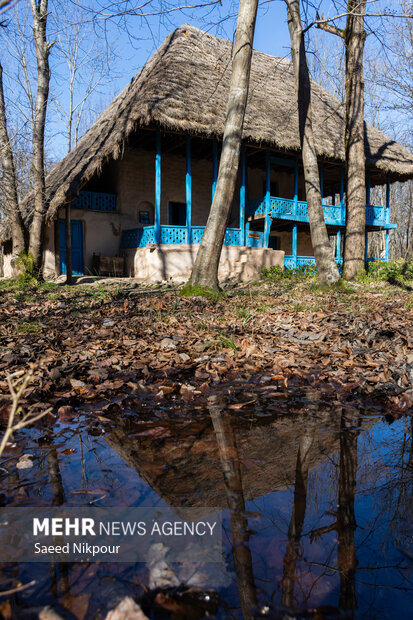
[45,439,69,601]
[311,412,359,617]
[46,444,65,506]
[208,396,257,620]
[281,434,313,609]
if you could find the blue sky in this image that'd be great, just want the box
[1,0,406,161]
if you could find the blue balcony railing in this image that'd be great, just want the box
[120,225,245,249]
[247,196,394,228]
[72,190,117,212]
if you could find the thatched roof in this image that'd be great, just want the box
[104,410,376,519]
[0,217,11,244]
[29,24,413,220]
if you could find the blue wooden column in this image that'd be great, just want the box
[385,230,390,262]
[365,230,369,263]
[240,145,246,246]
[336,229,341,261]
[264,150,271,247]
[292,225,297,268]
[294,158,299,215]
[212,139,218,200]
[186,136,192,243]
[155,130,161,244]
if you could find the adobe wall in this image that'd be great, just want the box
[123,245,284,283]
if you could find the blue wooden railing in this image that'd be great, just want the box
[121,225,246,249]
[72,191,117,212]
[247,196,394,228]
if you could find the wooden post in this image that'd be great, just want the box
[385,230,389,262]
[186,136,192,244]
[155,130,161,244]
[365,229,368,264]
[292,224,297,268]
[264,150,271,247]
[336,228,341,262]
[212,139,218,200]
[240,145,246,246]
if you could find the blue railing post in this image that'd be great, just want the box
[155,130,161,244]
[294,158,298,216]
[212,139,218,200]
[186,136,192,244]
[336,229,341,261]
[292,224,297,268]
[240,145,246,246]
[385,230,389,262]
[264,150,271,247]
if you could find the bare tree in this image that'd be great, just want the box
[317,0,368,280]
[184,0,258,293]
[285,0,340,285]
[0,62,26,273]
[27,0,52,275]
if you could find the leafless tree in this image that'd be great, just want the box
[318,0,368,280]
[0,63,26,273]
[185,0,258,293]
[26,0,52,274]
[285,0,340,285]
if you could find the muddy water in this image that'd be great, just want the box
[1,398,413,619]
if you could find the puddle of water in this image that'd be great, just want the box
[1,397,413,619]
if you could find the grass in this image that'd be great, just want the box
[17,321,44,334]
[179,283,225,300]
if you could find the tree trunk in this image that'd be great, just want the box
[285,0,340,285]
[208,396,257,620]
[186,0,258,291]
[343,0,367,280]
[27,0,51,277]
[0,63,26,274]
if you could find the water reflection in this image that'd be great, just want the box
[1,400,413,618]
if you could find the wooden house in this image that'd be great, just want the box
[2,24,413,281]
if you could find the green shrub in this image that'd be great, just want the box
[262,263,317,282]
[16,252,38,288]
[367,259,413,285]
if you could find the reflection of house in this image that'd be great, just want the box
[104,411,373,516]
[2,25,413,280]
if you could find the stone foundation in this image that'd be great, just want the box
[123,244,285,283]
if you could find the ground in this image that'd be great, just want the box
[0,275,412,421]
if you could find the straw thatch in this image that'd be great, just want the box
[23,24,413,222]
[0,217,11,243]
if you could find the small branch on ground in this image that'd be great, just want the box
[0,366,54,458]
